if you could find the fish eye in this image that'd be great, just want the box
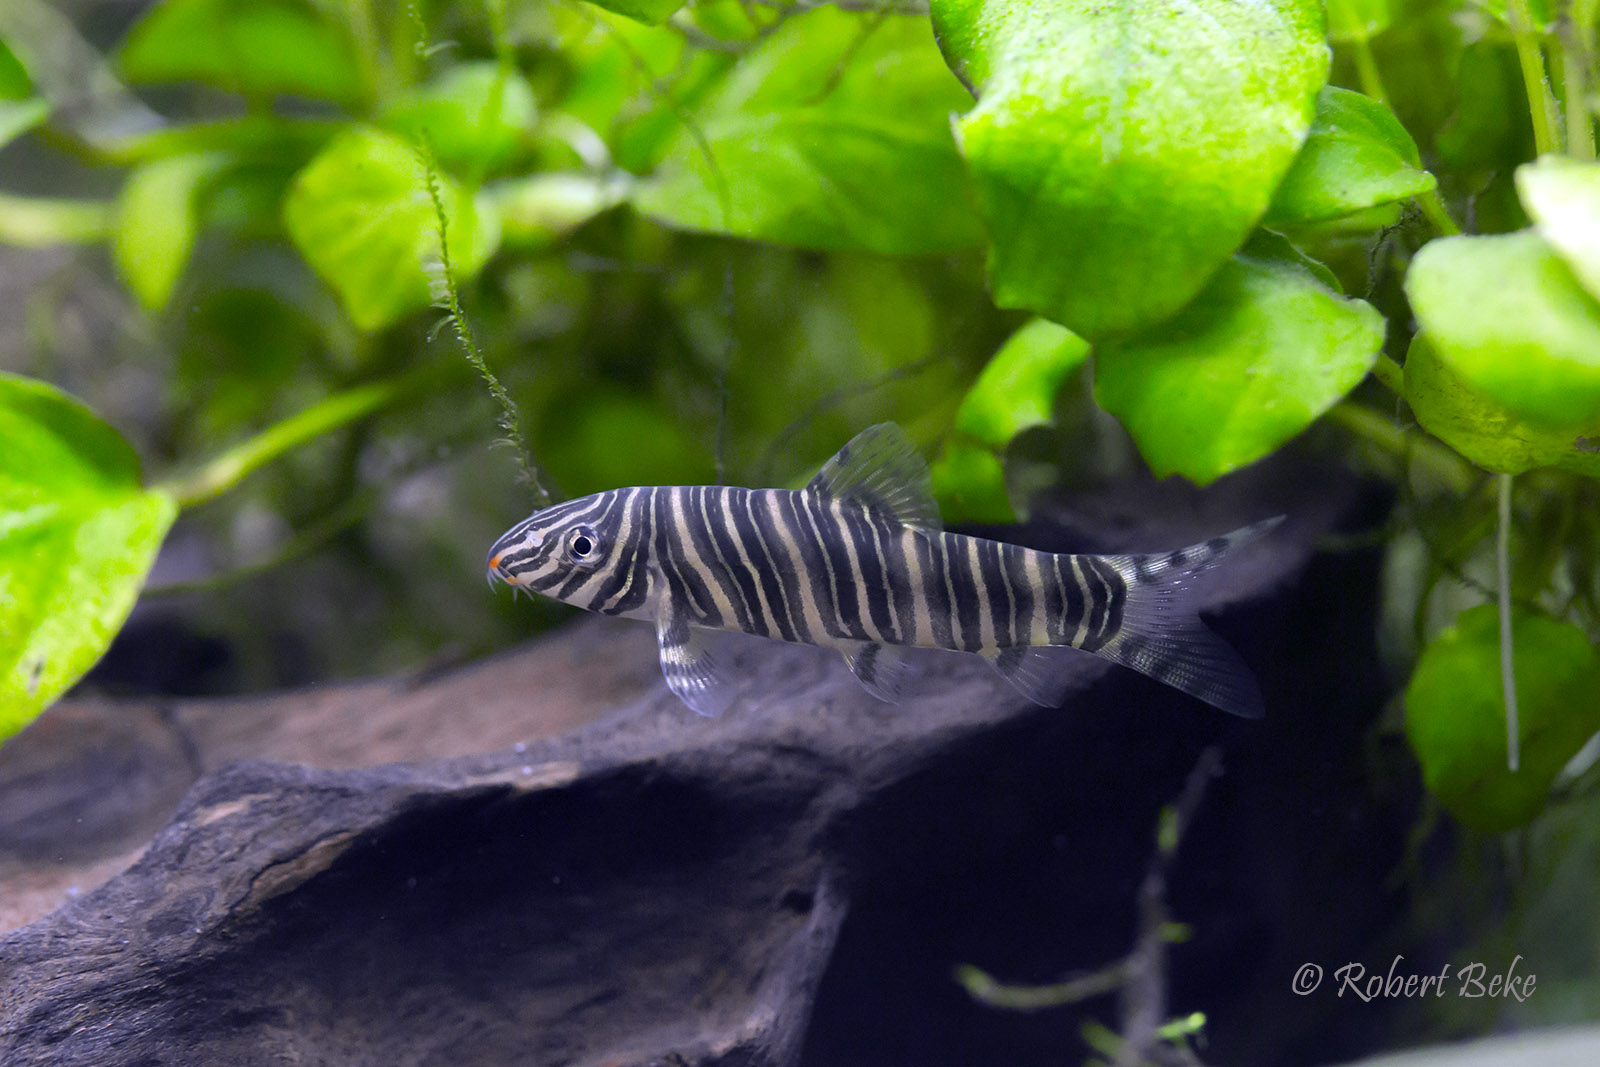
[565,525,601,565]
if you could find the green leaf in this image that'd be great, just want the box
[1405,230,1600,432]
[119,0,363,104]
[0,192,112,246]
[930,318,1090,524]
[930,439,1014,525]
[113,151,230,310]
[1264,86,1435,227]
[0,374,178,745]
[380,62,538,174]
[1325,0,1392,42]
[1517,155,1600,303]
[1404,334,1600,477]
[1406,605,1600,832]
[1473,0,1557,32]
[492,172,627,249]
[0,37,33,99]
[0,95,47,148]
[930,0,1328,338]
[954,318,1089,448]
[632,6,983,254]
[1094,233,1383,484]
[583,0,685,24]
[283,126,499,331]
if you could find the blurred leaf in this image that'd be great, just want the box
[1437,42,1531,176]
[0,191,112,246]
[492,171,627,248]
[381,62,537,174]
[1517,155,1600,303]
[0,95,46,148]
[283,126,500,331]
[1403,334,1600,477]
[540,390,713,496]
[113,151,230,310]
[1325,0,1391,42]
[1405,230,1600,432]
[1473,0,1557,31]
[1094,233,1383,484]
[99,115,340,168]
[1265,86,1435,226]
[584,0,684,24]
[119,0,362,103]
[0,37,32,98]
[930,439,1013,524]
[1406,604,1600,832]
[930,0,1328,338]
[633,6,983,253]
[0,374,177,745]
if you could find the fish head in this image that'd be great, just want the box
[486,491,644,610]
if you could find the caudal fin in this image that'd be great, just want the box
[1095,517,1282,719]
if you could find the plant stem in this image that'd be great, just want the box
[1350,36,1389,105]
[1371,353,1405,396]
[1560,0,1597,160]
[159,372,426,509]
[1497,473,1521,773]
[1325,402,1478,495]
[1508,0,1562,155]
[1415,187,1462,236]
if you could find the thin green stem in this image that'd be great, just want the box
[1497,473,1521,773]
[345,0,391,103]
[1350,36,1389,105]
[1371,353,1405,396]
[1509,0,1562,155]
[1325,402,1478,495]
[159,372,425,509]
[1415,187,1462,236]
[1560,0,1597,160]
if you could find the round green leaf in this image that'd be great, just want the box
[1517,155,1600,303]
[584,0,685,24]
[1405,230,1600,432]
[119,0,363,104]
[284,126,499,331]
[1404,334,1600,477]
[1094,234,1383,484]
[953,318,1089,450]
[632,6,983,254]
[930,439,1013,525]
[931,0,1328,339]
[380,62,537,175]
[1406,605,1600,833]
[1325,0,1392,42]
[0,374,178,745]
[113,151,230,311]
[1265,86,1435,227]
[492,172,627,249]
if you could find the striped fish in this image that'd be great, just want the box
[487,424,1277,718]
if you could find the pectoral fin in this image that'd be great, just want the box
[657,592,736,717]
[980,646,1095,708]
[841,641,920,704]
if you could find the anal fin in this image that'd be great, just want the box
[657,593,736,717]
[980,646,1096,708]
[841,641,921,704]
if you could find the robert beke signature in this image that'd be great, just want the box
[1292,955,1536,1002]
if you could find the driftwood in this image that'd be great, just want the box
[0,461,1402,1066]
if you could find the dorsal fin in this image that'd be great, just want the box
[805,423,941,530]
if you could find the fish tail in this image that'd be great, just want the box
[1096,517,1282,719]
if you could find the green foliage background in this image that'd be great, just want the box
[4,2,1600,1040]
